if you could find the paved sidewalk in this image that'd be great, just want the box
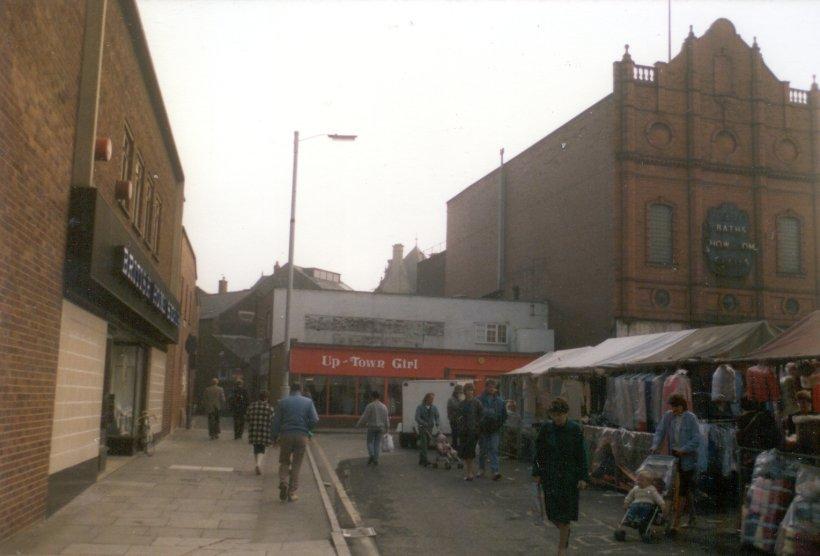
[1,420,335,556]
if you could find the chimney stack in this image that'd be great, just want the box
[218,276,228,294]
[392,243,404,261]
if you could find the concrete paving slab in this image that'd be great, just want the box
[61,543,131,555]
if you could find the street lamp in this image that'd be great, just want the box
[280,130,356,399]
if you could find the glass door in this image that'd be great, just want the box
[106,343,145,439]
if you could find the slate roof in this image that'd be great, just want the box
[198,288,251,320]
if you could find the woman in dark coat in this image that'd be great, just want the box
[457,383,483,480]
[245,391,274,475]
[532,397,589,556]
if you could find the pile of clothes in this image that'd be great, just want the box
[775,464,820,556]
[741,450,798,553]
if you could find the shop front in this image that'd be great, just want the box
[48,187,181,512]
[289,343,537,424]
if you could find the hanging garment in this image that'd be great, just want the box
[662,370,693,412]
[746,365,781,403]
[652,373,667,431]
[644,375,654,432]
[712,365,737,402]
[697,423,710,473]
[559,379,584,421]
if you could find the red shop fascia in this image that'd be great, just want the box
[289,343,538,423]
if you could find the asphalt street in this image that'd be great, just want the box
[320,432,747,556]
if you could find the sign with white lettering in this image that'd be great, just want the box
[119,246,180,328]
[320,354,419,371]
[703,203,756,278]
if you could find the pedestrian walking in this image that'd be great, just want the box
[457,383,483,480]
[532,397,589,556]
[414,392,439,467]
[245,391,274,475]
[231,379,250,440]
[477,379,507,480]
[650,393,700,532]
[447,384,464,452]
[271,382,319,502]
[202,378,226,440]
[356,391,390,466]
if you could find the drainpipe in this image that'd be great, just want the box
[497,148,506,294]
[71,0,108,188]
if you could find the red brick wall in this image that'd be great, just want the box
[615,19,817,329]
[0,0,85,541]
[446,97,616,347]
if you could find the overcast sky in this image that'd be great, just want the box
[137,0,819,294]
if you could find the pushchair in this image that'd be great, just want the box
[431,433,463,470]
[614,455,679,543]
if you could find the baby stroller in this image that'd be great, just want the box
[431,433,463,470]
[614,455,679,543]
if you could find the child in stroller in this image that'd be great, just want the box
[614,455,678,543]
[432,432,463,470]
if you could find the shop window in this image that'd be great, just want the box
[475,323,507,344]
[647,203,673,266]
[301,375,328,415]
[777,216,801,274]
[106,343,146,438]
[238,310,255,323]
[329,376,356,415]
[357,377,385,414]
[387,378,405,417]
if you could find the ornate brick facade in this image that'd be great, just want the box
[446,19,818,348]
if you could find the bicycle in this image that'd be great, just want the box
[138,411,157,456]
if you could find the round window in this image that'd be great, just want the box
[653,289,671,308]
[784,298,800,315]
[721,294,739,312]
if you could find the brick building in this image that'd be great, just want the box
[195,265,352,407]
[446,18,818,348]
[0,0,190,540]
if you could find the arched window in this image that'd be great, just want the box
[777,216,801,274]
[647,203,673,266]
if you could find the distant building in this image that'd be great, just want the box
[445,18,818,348]
[266,288,554,420]
[375,243,426,294]
[195,264,352,405]
[416,250,446,296]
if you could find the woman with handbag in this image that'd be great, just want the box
[356,391,390,466]
[532,397,589,556]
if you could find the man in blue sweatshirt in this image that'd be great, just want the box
[272,383,319,502]
[477,380,507,481]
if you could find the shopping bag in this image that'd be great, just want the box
[533,483,546,525]
[382,433,394,452]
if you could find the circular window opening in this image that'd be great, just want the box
[784,298,800,315]
[653,289,671,308]
[713,130,737,157]
[647,122,672,149]
[721,294,739,312]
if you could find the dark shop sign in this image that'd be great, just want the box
[703,203,756,278]
[119,246,180,328]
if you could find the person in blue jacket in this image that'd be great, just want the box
[477,379,507,480]
[650,393,700,532]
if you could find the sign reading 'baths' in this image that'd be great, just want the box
[703,203,756,278]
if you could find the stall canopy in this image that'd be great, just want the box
[741,310,820,360]
[511,320,781,377]
[635,320,779,365]
[549,330,695,374]
[507,347,592,376]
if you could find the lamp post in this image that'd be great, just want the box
[280,130,356,400]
